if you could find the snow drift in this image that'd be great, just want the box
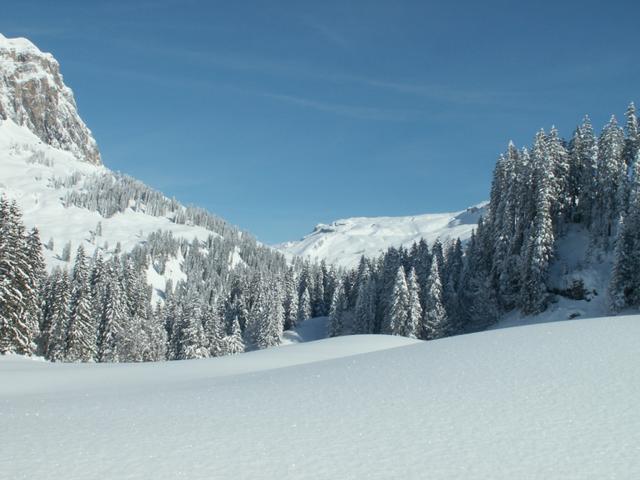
[3,315,639,479]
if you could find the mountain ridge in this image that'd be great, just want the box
[276,203,487,268]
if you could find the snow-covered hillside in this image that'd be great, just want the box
[0,33,293,314]
[3,314,639,479]
[277,203,487,268]
[0,118,229,299]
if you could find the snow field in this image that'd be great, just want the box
[2,315,639,479]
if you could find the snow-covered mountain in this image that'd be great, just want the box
[0,33,278,303]
[276,203,487,268]
[4,314,639,479]
[0,33,100,165]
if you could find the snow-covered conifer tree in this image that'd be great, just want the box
[282,268,299,330]
[65,246,96,361]
[405,268,422,339]
[297,286,312,324]
[422,259,448,340]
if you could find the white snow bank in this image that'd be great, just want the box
[2,315,639,479]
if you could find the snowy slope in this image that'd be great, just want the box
[276,203,487,268]
[0,118,221,299]
[3,315,639,479]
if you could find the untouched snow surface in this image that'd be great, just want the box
[3,315,639,479]
[276,203,487,268]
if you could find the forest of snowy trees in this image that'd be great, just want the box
[0,195,338,360]
[327,103,640,339]
[2,103,640,361]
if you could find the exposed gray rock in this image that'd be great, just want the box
[0,33,101,165]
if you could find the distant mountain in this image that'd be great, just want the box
[276,204,487,268]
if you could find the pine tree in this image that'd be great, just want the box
[203,302,225,357]
[354,274,375,334]
[97,268,126,362]
[328,283,347,337]
[254,282,283,349]
[282,268,299,330]
[224,316,245,355]
[388,267,411,337]
[145,303,168,361]
[177,291,208,359]
[519,132,556,314]
[312,268,326,317]
[572,117,599,225]
[66,246,96,361]
[322,262,337,316]
[0,200,40,355]
[610,152,640,310]
[25,227,45,352]
[422,259,448,340]
[39,270,58,357]
[47,270,72,361]
[405,268,422,339]
[547,126,571,227]
[624,102,639,167]
[594,116,626,244]
[297,286,312,324]
[379,247,402,333]
[443,239,464,329]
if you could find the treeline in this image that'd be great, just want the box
[328,103,640,338]
[57,171,242,240]
[4,103,640,360]
[0,196,338,360]
[327,238,468,339]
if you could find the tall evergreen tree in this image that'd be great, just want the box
[422,259,448,340]
[328,283,348,337]
[97,267,126,362]
[594,116,626,244]
[0,200,39,355]
[354,272,375,334]
[610,152,640,309]
[47,270,71,361]
[282,268,299,330]
[297,286,312,324]
[223,316,245,355]
[405,268,422,339]
[65,246,96,361]
[388,266,410,337]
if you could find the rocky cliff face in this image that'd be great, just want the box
[0,33,101,165]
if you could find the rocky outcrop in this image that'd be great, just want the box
[0,33,101,165]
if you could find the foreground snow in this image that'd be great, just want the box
[3,315,639,479]
[276,203,486,268]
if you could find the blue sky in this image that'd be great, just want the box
[2,0,639,243]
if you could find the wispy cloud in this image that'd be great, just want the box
[73,59,421,122]
[260,92,419,121]
[303,19,351,49]
[134,44,527,108]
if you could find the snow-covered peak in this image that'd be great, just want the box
[0,33,101,165]
[276,203,488,268]
[0,32,44,55]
